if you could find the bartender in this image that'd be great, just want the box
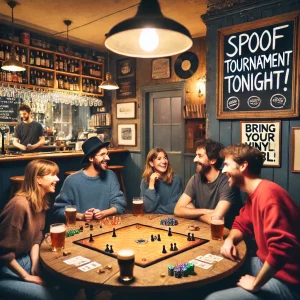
[13,104,45,152]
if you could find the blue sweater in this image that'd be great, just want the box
[54,169,126,222]
[140,174,183,214]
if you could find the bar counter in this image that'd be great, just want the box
[0,148,129,210]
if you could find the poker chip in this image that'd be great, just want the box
[160,218,178,226]
[168,265,175,276]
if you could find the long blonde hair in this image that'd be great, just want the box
[16,159,59,213]
[142,148,174,184]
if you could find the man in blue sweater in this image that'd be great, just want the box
[54,137,126,222]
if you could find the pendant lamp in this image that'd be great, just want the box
[105,0,193,58]
[99,51,119,90]
[1,0,26,72]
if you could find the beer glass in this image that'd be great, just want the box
[132,197,144,216]
[211,215,224,241]
[45,223,66,252]
[65,205,77,227]
[117,249,135,282]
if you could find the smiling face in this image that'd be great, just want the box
[194,148,212,175]
[222,155,244,188]
[19,110,31,122]
[149,151,169,175]
[37,173,59,194]
[92,147,110,173]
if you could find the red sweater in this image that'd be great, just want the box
[232,180,300,285]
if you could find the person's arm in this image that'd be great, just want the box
[174,193,210,218]
[30,244,40,276]
[220,228,244,261]
[141,178,159,213]
[199,200,232,224]
[13,137,27,151]
[27,136,45,150]
[94,207,118,220]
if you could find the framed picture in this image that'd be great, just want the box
[217,12,300,119]
[117,58,136,79]
[240,120,281,167]
[116,102,136,119]
[151,57,171,79]
[116,77,136,100]
[292,127,300,172]
[118,124,136,146]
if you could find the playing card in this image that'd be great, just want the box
[63,256,91,266]
[78,261,102,272]
[189,259,212,269]
[195,255,215,264]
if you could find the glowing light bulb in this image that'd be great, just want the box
[139,28,159,52]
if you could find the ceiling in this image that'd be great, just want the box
[0,0,208,51]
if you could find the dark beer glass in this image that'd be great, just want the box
[117,249,135,282]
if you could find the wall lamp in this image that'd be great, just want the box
[196,75,206,97]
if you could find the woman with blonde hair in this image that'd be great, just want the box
[141,148,183,214]
[0,159,60,299]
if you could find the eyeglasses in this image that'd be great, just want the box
[94,152,110,158]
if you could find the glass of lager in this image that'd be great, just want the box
[45,223,66,252]
[117,249,135,282]
[65,205,77,227]
[132,197,144,216]
[211,215,224,240]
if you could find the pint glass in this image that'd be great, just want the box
[132,197,143,216]
[117,249,135,282]
[65,205,77,227]
[211,215,224,241]
[48,223,66,252]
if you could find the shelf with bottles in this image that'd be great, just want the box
[29,50,54,69]
[89,113,111,127]
[0,64,28,84]
[55,55,80,74]
[82,78,104,96]
[81,60,103,79]
[56,75,80,91]
[29,69,54,88]
[0,39,28,65]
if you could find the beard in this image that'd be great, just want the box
[93,160,108,178]
[197,162,211,176]
[228,171,244,187]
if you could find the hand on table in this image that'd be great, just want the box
[93,209,106,220]
[84,208,94,222]
[237,274,259,292]
[27,144,35,151]
[220,238,240,261]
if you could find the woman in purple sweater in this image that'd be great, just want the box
[0,159,60,300]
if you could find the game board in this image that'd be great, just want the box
[73,223,209,267]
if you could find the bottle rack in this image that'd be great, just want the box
[0,39,104,97]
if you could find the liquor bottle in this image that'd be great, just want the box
[30,70,35,85]
[74,77,79,91]
[15,47,20,61]
[63,58,68,72]
[36,71,41,86]
[21,48,26,64]
[50,73,54,87]
[6,70,12,82]
[82,78,86,92]
[63,76,69,90]
[4,45,10,60]
[83,62,87,75]
[97,81,102,94]
[35,51,41,66]
[67,59,71,73]
[30,51,35,65]
[86,79,90,92]
[22,71,27,84]
[70,59,75,73]
[0,44,4,60]
[58,75,63,89]
[90,80,94,93]
[69,77,74,91]
[41,72,46,86]
[75,60,79,73]
[17,72,22,83]
[12,71,18,82]
[50,55,54,69]
[59,56,63,71]
[89,64,93,76]
[41,52,45,67]
[55,56,59,70]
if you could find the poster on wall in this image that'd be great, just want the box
[217,12,300,119]
[240,121,281,167]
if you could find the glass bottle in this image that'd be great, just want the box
[30,51,35,65]
[40,52,45,66]
[21,48,26,64]
[35,51,41,66]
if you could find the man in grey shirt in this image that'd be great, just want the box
[174,138,242,228]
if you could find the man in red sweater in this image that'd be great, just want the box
[205,143,300,300]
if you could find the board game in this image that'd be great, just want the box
[73,223,209,267]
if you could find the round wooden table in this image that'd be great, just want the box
[40,214,246,293]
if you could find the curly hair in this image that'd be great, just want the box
[142,148,174,184]
[221,143,265,176]
[18,104,31,113]
[16,159,59,212]
[195,138,224,169]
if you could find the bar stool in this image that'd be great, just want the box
[10,175,24,199]
[64,165,126,198]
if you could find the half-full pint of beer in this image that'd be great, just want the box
[50,223,66,252]
[65,205,76,227]
[117,249,135,282]
[211,215,224,241]
[132,197,143,216]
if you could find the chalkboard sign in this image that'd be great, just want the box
[0,97,21,124]
[217,12,300,119]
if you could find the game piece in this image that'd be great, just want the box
[97,267,105,274]
[99,223,102,228]
[109,245,114,253]
[90,224,93,230]
[191,233,195,241]
[89,234,94,242]
[170,243,174,251]
[151,234,155,242]
[157,234,161,241]
[105,265,112,270]
[187,232,191,241]
[79,225,83,232]
[63,251,71,256]
[168,227,172,236]
[173,243,178,251]
[85,222,89,228]
[105,244,110,252]
[162,245,167,253]
[160,273,166,277]
[112,228,117,237]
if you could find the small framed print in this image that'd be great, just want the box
[151,57,171,79]
[116,102,136,119]
[118,124,136,146]
[292,127,300,172]
[117,58,136,79]
[240,120,281,167]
